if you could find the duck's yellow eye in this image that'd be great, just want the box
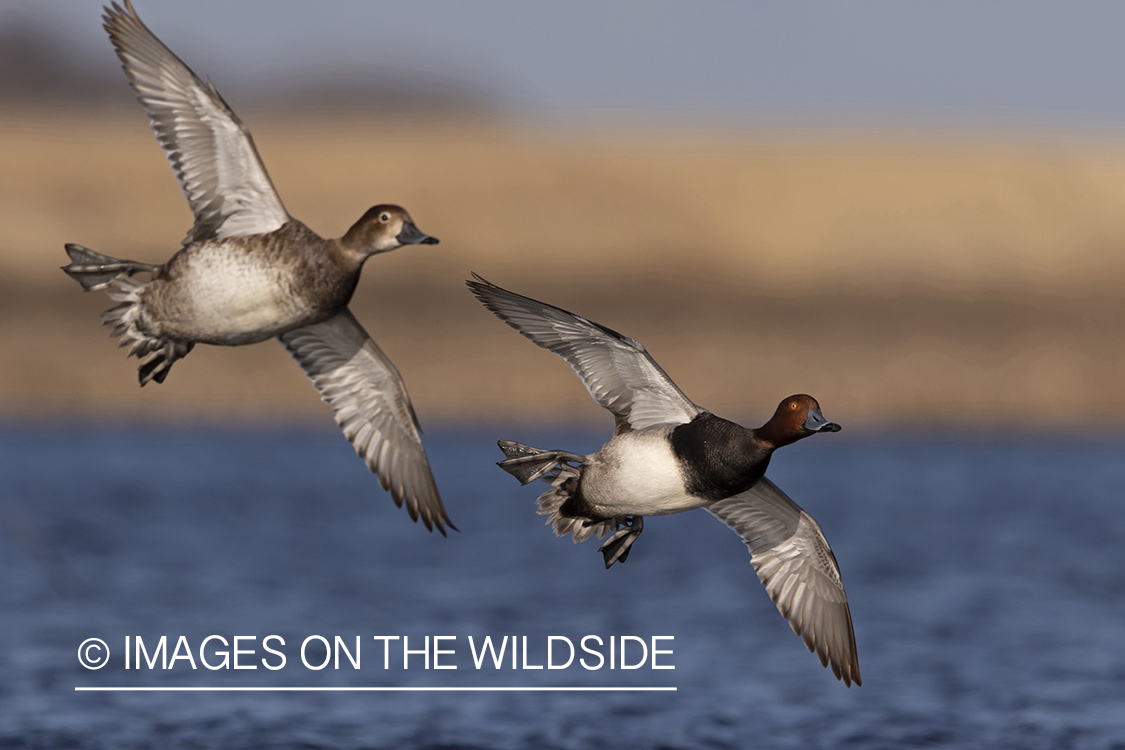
[379,212,391,223]
[790,402,798,410]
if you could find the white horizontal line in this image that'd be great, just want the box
[75,686,677,693]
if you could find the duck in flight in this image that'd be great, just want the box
[62,1,453,534]
[468,274,859,686]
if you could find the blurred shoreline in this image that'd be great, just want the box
[3,109,1124,430]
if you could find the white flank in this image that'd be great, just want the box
[585,430,699,517]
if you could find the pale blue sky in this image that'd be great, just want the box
[4,1,1125,129]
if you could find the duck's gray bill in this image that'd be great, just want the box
[398,222,439,245]
[805,407,841,433]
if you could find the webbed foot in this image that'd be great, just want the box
[599,516,644,569]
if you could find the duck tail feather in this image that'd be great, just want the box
[496,441,617,543]
[135,340,195,386]
[535,472,617,543]
[80,255,192,386]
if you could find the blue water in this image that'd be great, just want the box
[2,425,1124,749]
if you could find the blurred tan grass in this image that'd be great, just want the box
[2,108,1124,430]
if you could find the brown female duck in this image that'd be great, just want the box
[62,1,451,534]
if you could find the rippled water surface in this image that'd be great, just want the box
[2,425,1124,748]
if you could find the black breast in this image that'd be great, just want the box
[670,413,771,502]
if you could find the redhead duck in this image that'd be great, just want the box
[468,275,859,687]
[61,1,452,534]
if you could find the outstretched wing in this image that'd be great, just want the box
[280,310,453,535]
[707,478,860,687]
[467,274,702,431]
[104,1,289,243]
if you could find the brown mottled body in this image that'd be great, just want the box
[140,220,361,346]
[66,203,431,378]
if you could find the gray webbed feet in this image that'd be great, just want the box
[61,243,157,291]
[496,441,585,485]
[599,516,644,569]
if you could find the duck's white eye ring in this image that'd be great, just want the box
[379,212,391,223]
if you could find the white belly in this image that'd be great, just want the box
[147,245,317,344]
[184,266,295,335]
[582,429,703,517]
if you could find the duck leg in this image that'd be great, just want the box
[599,516,644,569]
[497,441,586,485]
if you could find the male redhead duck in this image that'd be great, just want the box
[468,275,859,687]
[61,1,452,534]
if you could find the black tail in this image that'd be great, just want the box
[62,244,158,291]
